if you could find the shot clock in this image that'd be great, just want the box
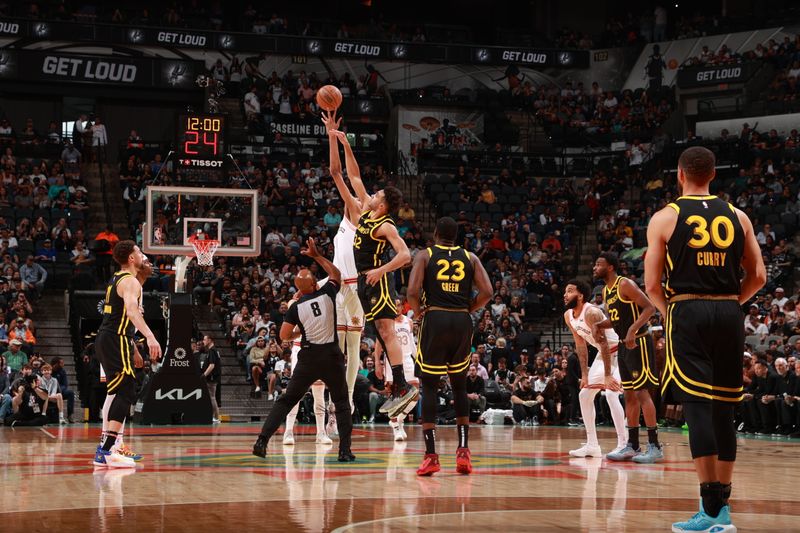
[176,113,226,167]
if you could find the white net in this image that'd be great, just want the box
[190,239,219,266]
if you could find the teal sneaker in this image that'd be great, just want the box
[672,503,736,532]
[606,444,641,461]
[632,443,664,463]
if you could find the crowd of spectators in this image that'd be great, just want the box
[529,80,674,142]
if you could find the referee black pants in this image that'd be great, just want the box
[259,343,353,451]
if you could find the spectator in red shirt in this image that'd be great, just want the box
[542,233,562,254]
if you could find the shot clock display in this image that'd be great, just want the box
[176,113,226,167]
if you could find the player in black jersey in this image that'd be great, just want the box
[407,217,492,476]
[645,147,765,532]
[593,252,663,464]
[93,240,161,469]
[320,113,415,420]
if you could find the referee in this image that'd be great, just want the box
[253,238,355,462]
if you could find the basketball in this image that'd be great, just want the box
[316,84,343,111]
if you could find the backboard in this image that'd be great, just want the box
[142,185,260,257]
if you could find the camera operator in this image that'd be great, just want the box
[4,373,49,426]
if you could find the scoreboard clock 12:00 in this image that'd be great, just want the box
[177,113,226,168]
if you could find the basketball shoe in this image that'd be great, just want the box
[114,443,143,462]
[253,436,268,457]
[316,432,333,445]
[282,431,295,446]
[93,446,136,468]
[416,453,441,476]
[672,502,736,532]
[632,443,664,463]
[569,443,602,458]
[389,420,407,442]
[380,383,419,419]
[455,447,472,475]
[606,444,640,462]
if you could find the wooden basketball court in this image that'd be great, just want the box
[1,423,795,532]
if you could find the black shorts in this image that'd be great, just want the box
[618,334,659,391]
[416,310,474,376]
[96,330,135,394]
[662,299,744,403]
[357,272,397,322]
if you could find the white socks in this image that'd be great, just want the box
[604,391,627,446]
[579,388,600,446]
[312,382,326,435]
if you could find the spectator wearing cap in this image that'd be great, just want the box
[8,318,36,353]
[773,288,789,309]
[4,339,28,378]
[19,255,47,300]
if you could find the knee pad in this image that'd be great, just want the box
[682,401,718,459]
[713,402,737,462]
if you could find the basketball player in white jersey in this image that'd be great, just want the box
[281,298,332,446]
[374,311,419,441]
[98,258,154,462]
[322,113,366,411]
[563,279,627,458]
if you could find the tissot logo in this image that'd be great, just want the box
[0,22,20,35]
[157,31,206,47]
[154,388,202,401]
[182,159,223,167]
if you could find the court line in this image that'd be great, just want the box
[330,509,792,533]
[39,427,57,439]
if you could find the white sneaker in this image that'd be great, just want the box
[569,443,603,458]
[254,386,261,393]
[59,416,68,425]
[609,443,627,456]
[282,432,295,446]
[315,432,333,445]
[391,423,406,442]
[326,414,338,438]
[212,418,221,424]
[94,447,136,469]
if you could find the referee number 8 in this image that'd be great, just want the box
[685,215,734,249]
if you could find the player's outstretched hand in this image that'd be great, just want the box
[146,334,162,362]
[301,238,320,259]
[321,110,342,133]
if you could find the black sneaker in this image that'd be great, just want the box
[338,449,356,462]
[252,435,268,458]
[380,383,419,418]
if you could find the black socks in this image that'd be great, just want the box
[391,365,408,388]
[700,482,725,518]
[101,430,118,452]
[458,424,469,449]
[423,428,436,454]
[647,426,660,447]
[627,426,639,449]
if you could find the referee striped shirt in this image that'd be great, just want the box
[284,280,339,347]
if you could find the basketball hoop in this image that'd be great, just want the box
[190,238,219,266]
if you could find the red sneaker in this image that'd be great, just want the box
[455,447,472,475]
[416,453,441,476]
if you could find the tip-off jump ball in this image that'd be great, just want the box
[316,85,343,111]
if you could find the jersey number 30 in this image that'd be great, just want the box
[436,259,466,281]
[685,215,734,249]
